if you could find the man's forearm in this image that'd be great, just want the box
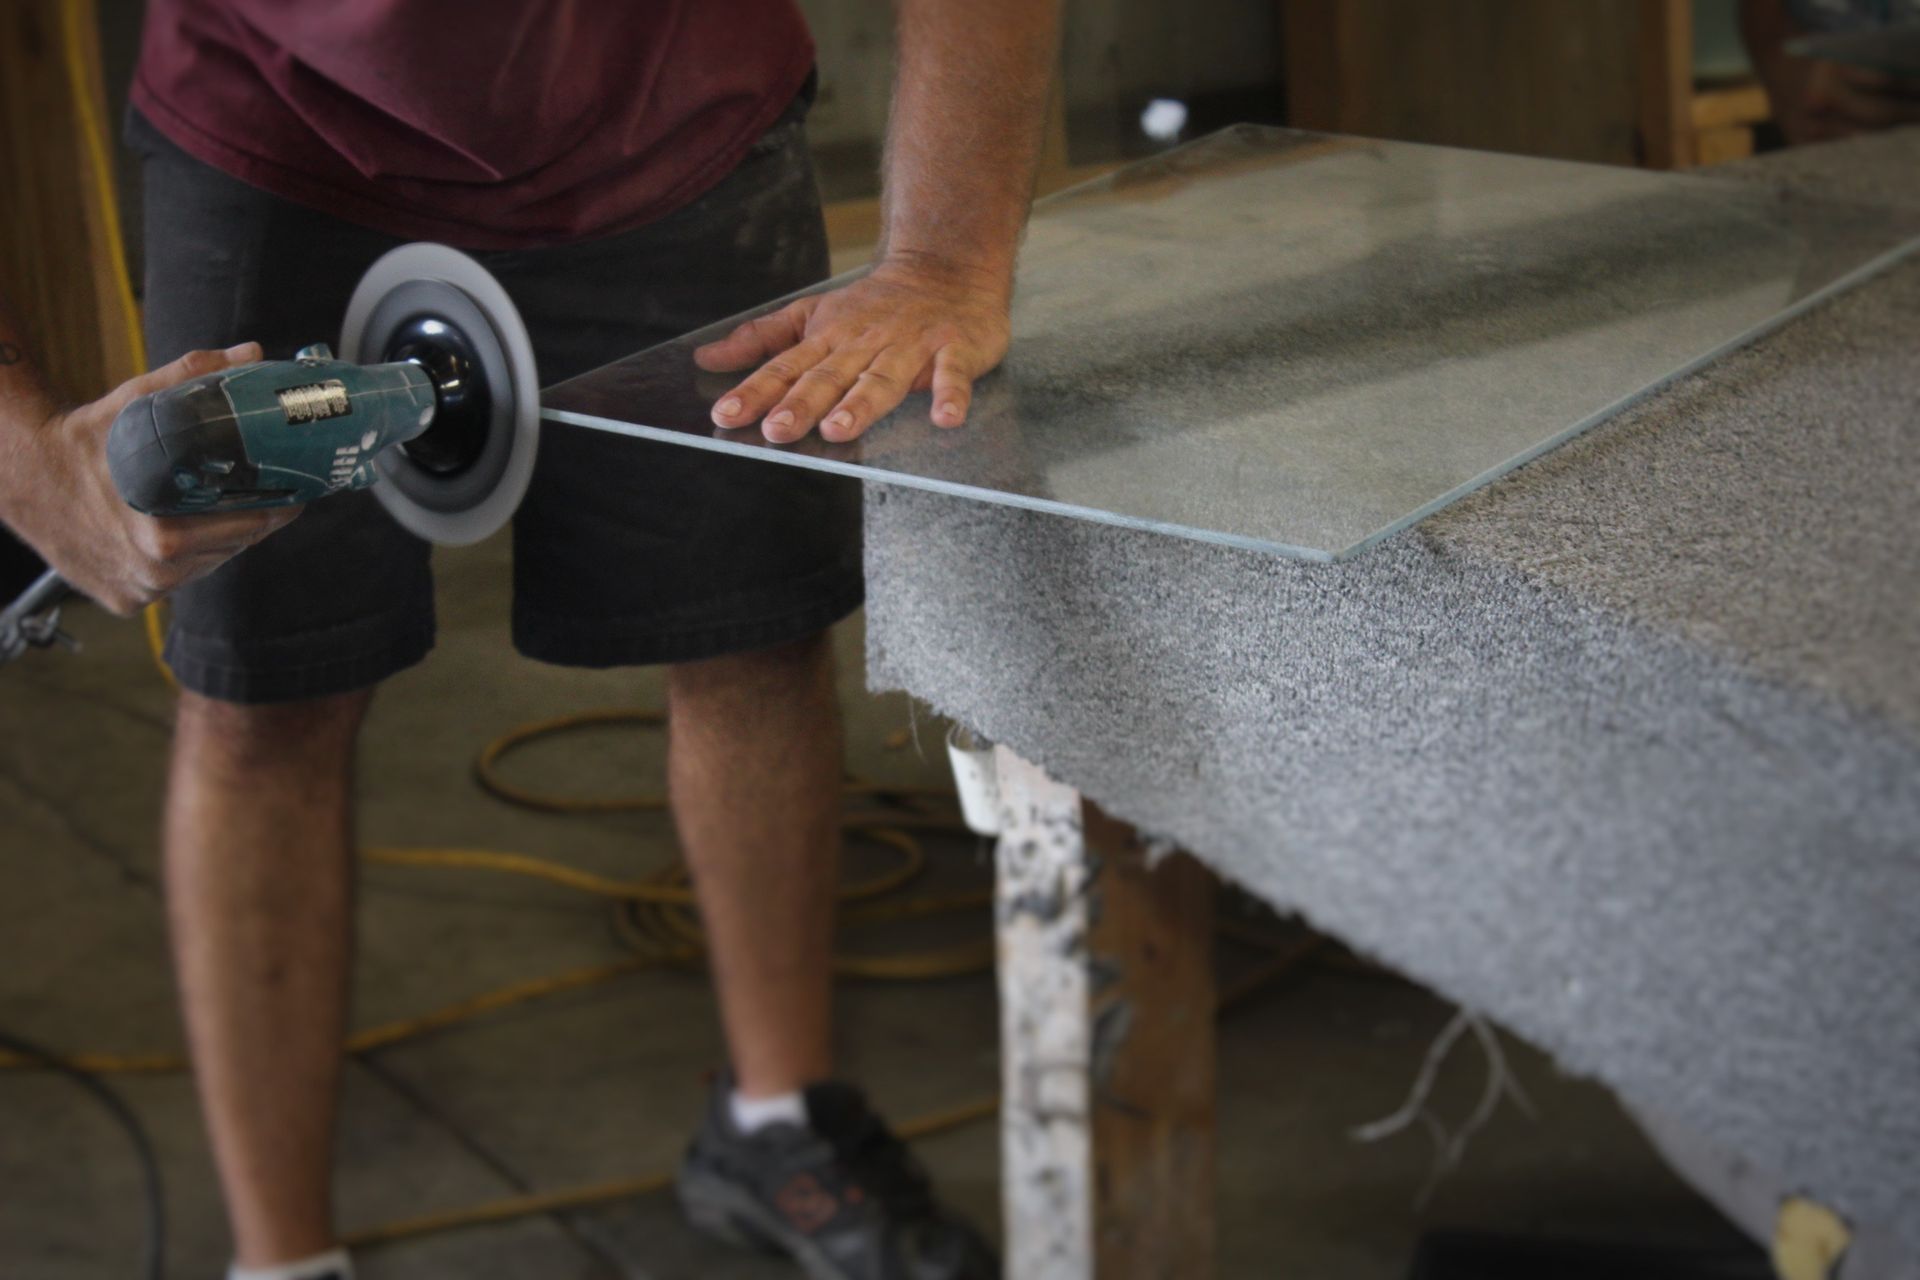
[0,288,292,610]
[690,1,1061,442]
[879,0,1062,298]
[0,300,63,526]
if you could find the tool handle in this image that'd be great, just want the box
[107,371,248,515]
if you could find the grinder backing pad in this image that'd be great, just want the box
[340,244,539,545]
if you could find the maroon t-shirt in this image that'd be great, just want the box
[132,1,816,249]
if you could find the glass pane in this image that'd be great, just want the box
[542,126,1920,561]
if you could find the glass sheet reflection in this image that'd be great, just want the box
[543,126,1920,561]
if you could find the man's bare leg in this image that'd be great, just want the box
[667,632,841,1096]
[166,689,369,1267]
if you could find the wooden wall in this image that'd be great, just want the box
[1284,0,1652,165]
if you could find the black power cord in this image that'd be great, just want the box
[0,1028,165,1280]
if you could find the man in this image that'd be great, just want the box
[2,2,1060,1277]
[1741,0,1920,143]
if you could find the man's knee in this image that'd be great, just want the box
[667,632,833,704]
[173,686,376,772]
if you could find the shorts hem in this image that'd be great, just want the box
[163,624,436,705]
[513,576,864,670]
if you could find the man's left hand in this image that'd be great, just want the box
[694,257,1011,444]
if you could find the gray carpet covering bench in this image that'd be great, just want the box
[863,128,1920,1270]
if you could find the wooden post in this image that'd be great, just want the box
[994,748,1217,1279]
[1638,0,1696,169]
[1084,804,1216,1277]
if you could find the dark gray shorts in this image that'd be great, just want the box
[130,102,862,704]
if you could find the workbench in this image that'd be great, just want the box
[857,131,1920,1279]
[547,125,1920,1278]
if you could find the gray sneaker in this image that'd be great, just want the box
[676,1076,999,1280]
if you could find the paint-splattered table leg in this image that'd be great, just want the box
[993,747,1217,1279]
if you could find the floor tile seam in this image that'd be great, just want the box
[348,1051,638,1276]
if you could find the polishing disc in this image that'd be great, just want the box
[340,244,539,546]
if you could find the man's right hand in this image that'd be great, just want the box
[2,343,298,616]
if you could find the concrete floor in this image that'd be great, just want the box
[0,527,1755,1278]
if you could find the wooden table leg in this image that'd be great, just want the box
[994,747,1217,1280]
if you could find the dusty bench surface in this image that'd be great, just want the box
[863,129,1920,1265]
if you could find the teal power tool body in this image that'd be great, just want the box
[1,244,540,663]
[107,346,440,516]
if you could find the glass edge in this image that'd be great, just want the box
[539,408,1340,564]
[1337,228,1920,561]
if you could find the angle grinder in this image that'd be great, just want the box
[3,245,539,661]
[112,242,540,542]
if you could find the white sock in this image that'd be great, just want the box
[730,1087,808,1134]
[228,1247,353,1280]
